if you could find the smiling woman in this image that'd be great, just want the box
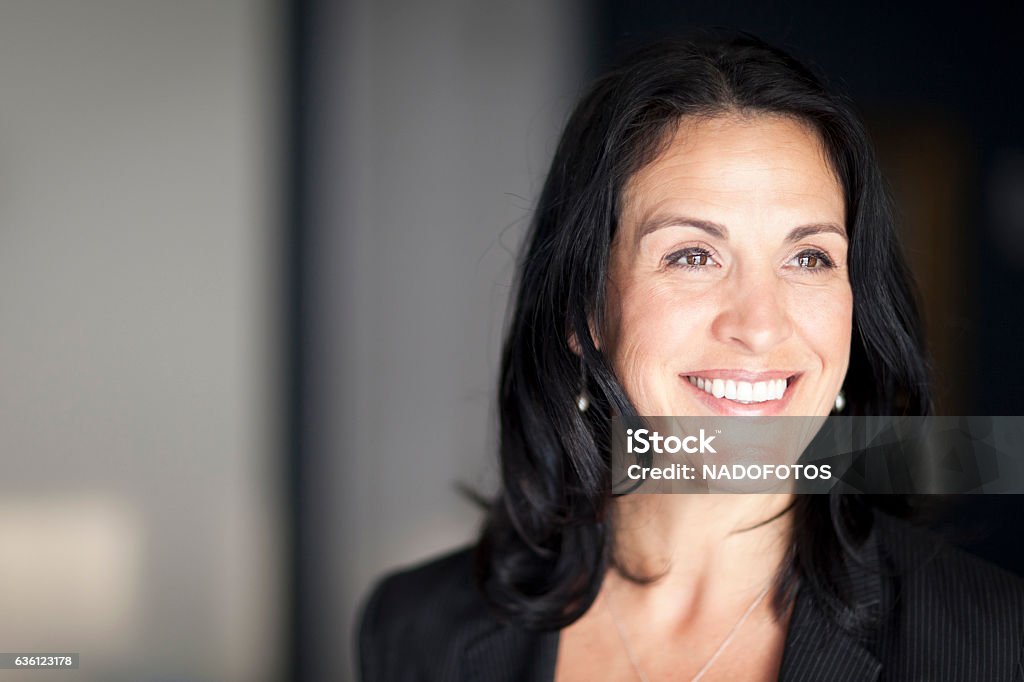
[357,34,1024,682]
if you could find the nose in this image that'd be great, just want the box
[710,274,793,354]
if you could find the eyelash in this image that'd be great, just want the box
[790,249,835,271]
[666,247,717,271]
[665,247,836,272]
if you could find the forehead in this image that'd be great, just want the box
[620,114,845,233]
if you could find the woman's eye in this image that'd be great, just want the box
[791,249,834,271]
[667,248,716,269]
[684,253,710,266]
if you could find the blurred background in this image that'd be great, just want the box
[1,1,1022,681]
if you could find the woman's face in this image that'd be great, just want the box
[603,114,851,417]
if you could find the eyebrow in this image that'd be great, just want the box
[636,215,848,245]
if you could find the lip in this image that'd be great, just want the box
[679,371,803,416]
[683,369,797,382]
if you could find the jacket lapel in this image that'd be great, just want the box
[777,587,881,682]
[778,518,885,682]
[460,622,559,682]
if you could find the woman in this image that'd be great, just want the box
[358,34,1024,681]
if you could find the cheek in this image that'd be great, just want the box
[607,280,710,374]
[791,285,853,370]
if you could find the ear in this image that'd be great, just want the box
[567,317,601,357]
[568,331,582,357]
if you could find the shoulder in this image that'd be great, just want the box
[874,510,1024,612]
[871,510,1024,677]
[356,544,498,681]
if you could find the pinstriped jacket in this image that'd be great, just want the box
[358,511,1024,681]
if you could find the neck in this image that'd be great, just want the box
[606,493,795,621]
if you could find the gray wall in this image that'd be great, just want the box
[303,1,588,678]
[0,2,283,680]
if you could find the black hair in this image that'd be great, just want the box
[475,33,932,634]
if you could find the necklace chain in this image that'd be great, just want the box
[605,582,771,682]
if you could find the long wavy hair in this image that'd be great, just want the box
[475,33,932,634]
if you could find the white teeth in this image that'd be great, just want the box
[736,381,753,401]
[687,375,791,403]
[752,381,767,402]
[712,378,725,398]
[724,380,737,400]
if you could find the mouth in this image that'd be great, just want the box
[680,371,802,413]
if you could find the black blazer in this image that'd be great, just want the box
[358,511,1024,681]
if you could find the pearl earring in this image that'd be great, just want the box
[833,390,846,413]
[576,358,590,413]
